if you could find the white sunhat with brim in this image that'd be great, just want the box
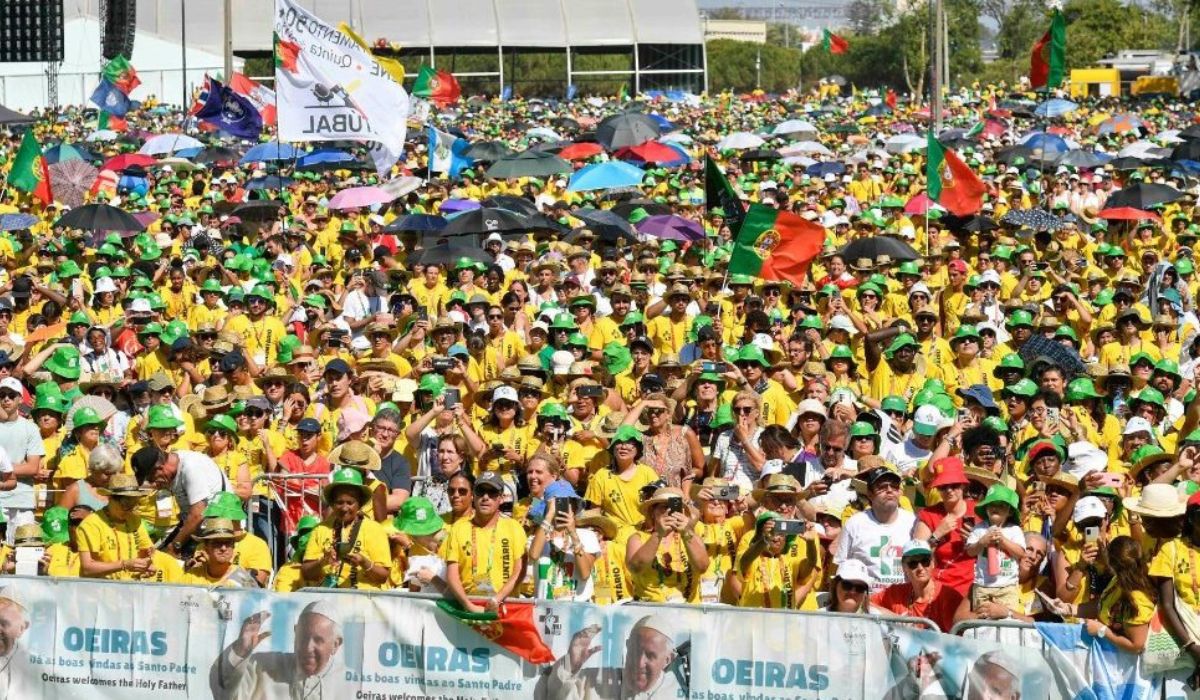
[1123,483,1186,518]
[834,559,871,585]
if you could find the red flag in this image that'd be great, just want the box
[188,75,212,116]
[729,205,827,286]
[229,72,277,126]
[1030,11,1066,89]
[885,89,897,110]
[436,600,554,665]
[926,134,986,217]
[413,66,462,108]
[822,29,849,55]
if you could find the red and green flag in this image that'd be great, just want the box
[412,65,462,108]
[101,55,141,94]
[926,131,985,216]
[274,33,301,74]
[728,204,825,285]
[98,111,127,132]
[9,129,52,205]
[436,599,554,665]
[822,29,849,54]
[1030,10,1066,89]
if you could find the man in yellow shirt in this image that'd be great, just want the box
[75,474,157,581]
[443,471,528,613]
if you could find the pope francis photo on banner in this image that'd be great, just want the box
[0,588,31,700]
[209,601,349,700]
[538,614,685,700]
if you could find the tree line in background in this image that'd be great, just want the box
[240,0,1186,100]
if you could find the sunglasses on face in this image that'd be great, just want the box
[487,314,503,320]
[840,580,869,594]
[474,487,501,499]
[0,392,20,400]
[734,406,756,415]
[244,409,265,419]
[448,487,471,496]
[905,557,932,569]
[644,407,667,417]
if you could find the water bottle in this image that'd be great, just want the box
[1112,388,1126,416]
[536,556,554,599]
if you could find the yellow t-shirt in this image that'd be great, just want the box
[1098,580,1155,628]
[1150,538,1200,610]
[46,543,80,578]
[626,531,700,603]
[591,539,632,606]
[234,533,273,574]
[272,562,317,593]
[76,510,154,581]
[180,565,239,587]
[442,516,527,596]
[583,465,660,530]
[303,516,393,590]
[147,551,185,584]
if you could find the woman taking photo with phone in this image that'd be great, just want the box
[301,468,392,590]
[528,482,599,602]
[625,486,709,603]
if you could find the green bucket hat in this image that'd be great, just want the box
[323,467,373,503]
[1065,377,1103,402]
[44,346,82,380]
[611,425,644,444]
[57,260,83,278]
[1131,386,1166,409]
[203,491,246,520]
[603,342,632,375]
[849,421,879,448]
[417,373,446,398]
[67,311,90,327]
[950,325,982,344]
[200,279,225,294]
[896,261,920,276]
[827,345,855,364]
[145,404,183,430]
[993,353,1025,375]
[395,496,445,537]
[736,344,771,368]
[248,284,275,302]
[1154,359,1183,380]
[41,506,71,545]
[538,402,571,422]
[1002,378,1039,398]
[71,406,105,429]
[205,414,239,435]
[982,415,1009,434]
[1005,309,1034,329]
[566,332,590,347]
[627,207,650,224]
[550,312,578,331]
[33,391,68,415]
[885,333,919,357]
[974,484,1019,519]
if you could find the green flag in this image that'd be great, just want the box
[9,129,52,205]
[728,204,825,285]
[704,156,746,235]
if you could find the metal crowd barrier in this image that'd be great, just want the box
[951,619,1092,689]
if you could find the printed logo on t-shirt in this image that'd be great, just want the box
[871,536,904,582]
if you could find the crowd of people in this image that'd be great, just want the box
[4,84,1200,685]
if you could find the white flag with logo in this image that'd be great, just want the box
[274,0,409,176]
[427,127,457,175]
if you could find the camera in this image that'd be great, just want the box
[773,520,806,536]
[443,387,461,408]
[711,485,739,501]
[578,384,604,399]
[701,361,728,374]
[554,497,579,515]
[431,357,455,373]
[666,497,684,514]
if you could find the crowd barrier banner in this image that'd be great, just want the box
[3,576,1064,699]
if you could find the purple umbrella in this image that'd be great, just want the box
[636,215,704,241]
[132,211,161,228]
[439,199,481,214]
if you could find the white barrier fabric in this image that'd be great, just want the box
[1,578,1062,699]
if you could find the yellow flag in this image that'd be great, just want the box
[337,22,405,84]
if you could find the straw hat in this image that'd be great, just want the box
[638,487,686,517]
[689,476,736,502]
[595,412,626,439]
[98,473,152,498]
[576,508,619,539]
[328,439,382,471]
[254,366,291,387]
[1124,483,1186,518]
[193,517,247,542]
[12,524,45,547]
[751,473,802,502]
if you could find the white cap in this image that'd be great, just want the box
[1072,496,1107,523]
[979,270,1001,286]
[0,377,21,395]
[274,253,294,268]
[835,559,871,585]
[908,282,932,298]
[448,309,468,325]
[351,336,371,352]
[1123,417,1154,436]
[1066,441,1108,478]
[94,277,117,294]
[550,350,574,376]
[492,385,518,403]
[913,404,950,436]
[759,180,778,192]
[529,320,549,335]
[751,333,777,354]
[829,314,856,334]
[486,232,504,244]
[129,298,152,314]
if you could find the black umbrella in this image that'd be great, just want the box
[485,151,571,179]
[572,208,639,242]
[1180,124,1200,140]
[1056,150,1108,168]
[525,213,569,233]
[740,148,781,162]
[1172,140,1200,161]
[1104,183,1186,209]
[440,207,529,236]
[611,200,672,219]
[415,243,493,267]
[1000,209,1061,231]
[942,214,998,234]
[527,140,571,154]
[1018,334,1086,381]
[566,225,638,246]
[232,200,285,221]
[193,146,241,165]
[995,145,1035,166]
[595,113,661,150]
[54,203,144,232]
[836,235,919,262]
[555,117,581,132]
[462,141,511,162]
[383,214,447,233]
[1108,156,1154,171]
[482,195,539,217]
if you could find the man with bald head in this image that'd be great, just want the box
[538,614,683,699]
[209,601,348,699]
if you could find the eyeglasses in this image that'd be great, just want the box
[207,541,236,550]
[244,409,265,419]
[448,488,471,496]
[905,557,932,569]
[493,401,517,411]
[871,481,901,492]
[822,445,845,453]
[734,406,756,415]
[0,392,19,401]
[885,410,905,418]
[262,380,285,387]
[506,306,521,313]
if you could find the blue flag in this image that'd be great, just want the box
[90,79,132,117]
[566,83,578,100]
[195,77,264,139]
[426,127,473,179]
[501,85,513,101]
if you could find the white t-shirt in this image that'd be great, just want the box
[965,524,1026,588]
[834,508,917,592]
[171,450,228,509]
[532,528,602,602]
[884,436,931,476]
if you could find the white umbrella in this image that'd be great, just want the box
[847,148,891,164]
[86,130,119,142]
[380,176,423,200]
[780,141,831,156]
[781,155,816,167]
[526,127,562,141]
[1118,140,1161,158]
[660,132,693,145]
[716,132,766,150]
[139,133,204,156]
[884,134,927,154]
[773,119,818,137]
[153,157,205,172]
[1157,129,1185,145]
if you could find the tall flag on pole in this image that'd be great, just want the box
[229,72,277,125]
[728,204,825,285]
[10,130,52,205]
[822,29,849,54]
[337,23,406,84]
[1030,10,1067,90]
[101,55,141,94]
[412,66,462,108]
[427,127,473,178]
[274,0,410,177]
[705,156,746,235]
[925,131,986,216]
[89,80,132,117]
[194,76,264,139]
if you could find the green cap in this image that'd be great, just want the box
[881,395,907,413]
[1002,378,1039,398]
[394,496,445,537]
[885,333,919,356]
[417,373,446,397]
[205,414,238,435]
[975,484,1019,519]
[145,404,183,430]
[71,406,105,429]
[612,425,644,444]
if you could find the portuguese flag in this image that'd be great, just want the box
[101,55,141,94]
[1030,10,1066,89]
[436,599,554,664]
[926,131,985,216]
[9,129,52,205]
[822,29,849,54]
[728,204,825,285]
[412,65,462,108]
[274,33,301,74]
[705,156,746,235]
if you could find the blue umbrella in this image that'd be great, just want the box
[173,146,203,159]
[1022,132,1071,155]
[240,142,301,164]
[297,149,354,169]
[384,214,447,233]
[1034,98,1078,118]
[0,213,37,231]
[567,161,645,192]
[245,175,295,191]
[806,162,846,177]
[43,143,97,164]
[649,114,674,132]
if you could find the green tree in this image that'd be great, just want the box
[706,39,802,92]
[1062,0,1172,66]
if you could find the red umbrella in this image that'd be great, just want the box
[904,193,939,215]
[102,153,156,171]
[557,143,604,160]
[1047,125,1073,136]
[1098,207,1160,221]
[614,141,682,164]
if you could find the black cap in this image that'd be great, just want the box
[862,466,902,488]
[630,336,653,352]
[128,381,150,395]
[297,417,321,433]
[219,351,245,373]
[10,277,31,298]
[324,358,352,376]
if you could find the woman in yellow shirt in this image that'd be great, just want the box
[731,512,815,609]
[583,426,660,530]
[625,486,709,603]
[1057,536,1154,654]
[578,509,632,605]
[75,474,156,581]
[302,468,393,590]
[692,477,743,604]
[203,415,252,500]
[52,407,107,493]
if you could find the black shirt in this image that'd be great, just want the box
[377,450,413,494]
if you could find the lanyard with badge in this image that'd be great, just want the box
[470,525,498,595]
